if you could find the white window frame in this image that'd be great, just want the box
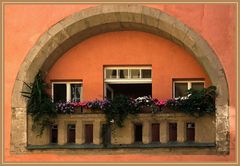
[52,81,83,102]
[173,80,205,98]
[104,66,152,99]
[104,66,152,84]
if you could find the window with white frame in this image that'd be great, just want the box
[173,80,204,98]
[52,82,82,103]
[104,66,152,99]
[105,66,152,82]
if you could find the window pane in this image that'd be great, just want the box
[71,84,81,102]
[174,83,188,97]
[191,82,204,90]
[53,84,66,102]
[131,69,140,78]
[118,69,128,79]
[141,69,152,78]
[106,69,117,79]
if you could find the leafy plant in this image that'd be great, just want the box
[166,86,216,117]
[21,72,57,135]
[103,95,138,128]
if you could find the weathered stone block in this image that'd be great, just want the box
[11,108,27,153]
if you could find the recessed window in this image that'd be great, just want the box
[50,125,58,144]
[169,123,177,142]
[85,124,93,144]
[151,123,160,142]
[134,124,143,143]
[173,80,204,98]
[52,82,82,102]
[186,122,195,142]
[67,124,76,143]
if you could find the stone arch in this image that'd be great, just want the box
[11,4,229,154]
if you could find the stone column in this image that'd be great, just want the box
[10,108,27,153]
[76,120,84,144]
[130,123,135,144]
[160,121,168,143]
[177,121,185,142]
[58,119,65,145]
[142,121,151,144]
[93,120,101,144]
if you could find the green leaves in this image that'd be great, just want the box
[21,71,57,136]
[103,95,138,128]
[166,86,217,117]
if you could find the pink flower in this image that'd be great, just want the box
[153,99,167,106]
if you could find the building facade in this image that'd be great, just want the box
[5,4,236,162]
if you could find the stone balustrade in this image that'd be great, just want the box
[27,112,216,147]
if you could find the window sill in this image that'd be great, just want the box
[26,142,216,150]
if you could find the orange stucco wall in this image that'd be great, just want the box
[46,31,211,100]
[4,4,236,163]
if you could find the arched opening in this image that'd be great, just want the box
[10,4,229,154]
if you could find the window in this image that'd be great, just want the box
[173,80,204,98]
[151,123,160,142]
[105,66,152,81]
[50,125,58,144]
[52,82,82,102]
[169,123,177,142]
[85,124,93,144]
[104,66,152,99]
[186,122,195,142]
[67,124,76,143]
[134,124,143,143]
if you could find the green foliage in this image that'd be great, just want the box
[103,95,138,128]
[166,86,216,117]
[21,72,57,135]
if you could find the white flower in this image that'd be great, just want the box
[110,119,114,123]
[175,97,180,100]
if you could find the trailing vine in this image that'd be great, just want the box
[103,95,139,128]
[21,72,57,136]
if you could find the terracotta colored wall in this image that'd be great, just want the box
[4,4,236,162]
[46,31,211,100]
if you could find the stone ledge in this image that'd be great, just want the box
[27,142,216,150]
